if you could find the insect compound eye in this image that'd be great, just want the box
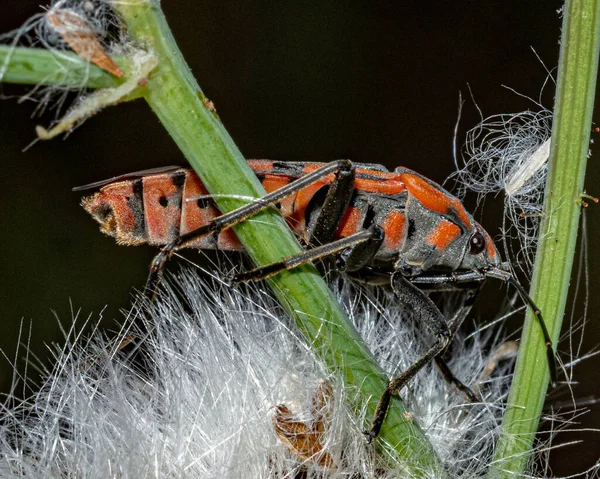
[468,231,486,255]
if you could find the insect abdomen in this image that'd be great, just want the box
[143,170,243,250]
[83,169,243,250]
[82,162,409,254]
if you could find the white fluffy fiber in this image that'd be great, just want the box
[453,109,552,275]
[0,270,521,478]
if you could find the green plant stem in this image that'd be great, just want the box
[0,3,441,474]
[490,0,600,477]
[0,45,123,88]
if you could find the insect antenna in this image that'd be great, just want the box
[486,267,557,386]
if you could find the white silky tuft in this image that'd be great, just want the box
[0,270,526,478]
[452,109,552,274]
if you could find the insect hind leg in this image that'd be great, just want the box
[231,225,384,283]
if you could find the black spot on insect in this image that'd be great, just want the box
[273,161,291,170]
[128,179,145,239]
[171,171,186,189]
[132,179,143,201]
[362,203,377,229]
[273,161,303,175]
[159,196,168,207]
[94,203,113,222]
[407,218,416,240]
[169,172,186,239]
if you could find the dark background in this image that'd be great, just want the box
[1,1,599,476]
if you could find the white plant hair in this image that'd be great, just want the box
[1,267,556,478]
[451,108,552,275]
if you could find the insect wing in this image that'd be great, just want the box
[73,166,184,191]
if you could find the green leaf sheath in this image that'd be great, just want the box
[491,0,600,477]
[0,45,122,88]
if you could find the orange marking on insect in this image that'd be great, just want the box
[301,163,324,175]
[483,230,497,260]
[47,10,124,77]
[354,177,406,195]
[381,210,406,251]
[401,173,471,229]
[217,229,242,251]
[247,159,274,173]
[336,207,363,238]
[260,175,297,221]
[262,175,290,193]
[426,220,461,250]
[356,167,389,178]
[142,174,183,245]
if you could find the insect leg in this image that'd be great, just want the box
[232,159,366,282]
[415,268,558,386]
[366,274,452,440]
[144,160,355,301]
[434,286,481,402]
[434,357,480,402]
[306,160,355,246]
[232,226,384,283]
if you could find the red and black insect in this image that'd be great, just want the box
[76,159,557,438]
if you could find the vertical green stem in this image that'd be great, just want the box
[491,0,600,476]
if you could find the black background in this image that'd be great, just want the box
[1,1,599,476]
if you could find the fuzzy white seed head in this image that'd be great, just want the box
[0,269,541,478]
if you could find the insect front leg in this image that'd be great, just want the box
[366,274,453,440]
[413,268,558,386]
[410,282,482,402]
